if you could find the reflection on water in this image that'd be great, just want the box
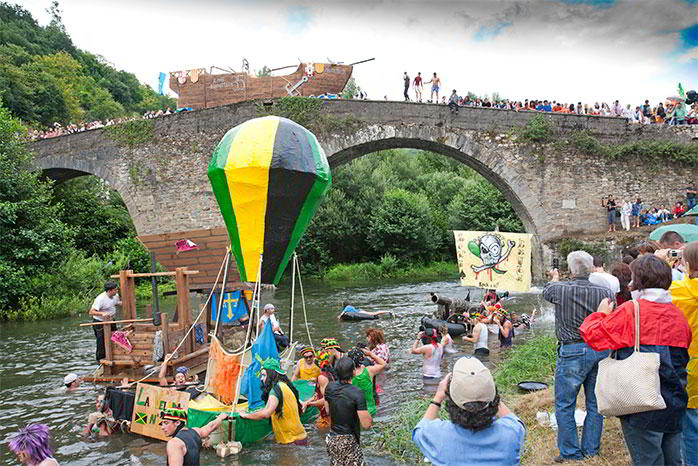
[0,279,553,465]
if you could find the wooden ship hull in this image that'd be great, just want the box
[170,62,353,109]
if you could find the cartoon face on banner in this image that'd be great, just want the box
[454,231,533,292]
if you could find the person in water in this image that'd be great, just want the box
[348,346,387,416]
[85,392,116,437]
[320,338,345,367]
[439,324,458,354]
[8,424,60,466]
[411,328,446,378]
[239,358,308,445]
[337,301,394,320]
[462,313,490,357]
[160,408,228,465]
[302,350,337,429]
[63,373,81,390]
[494,309,514,348]
[291,345,321,383]
[159,353,197,387]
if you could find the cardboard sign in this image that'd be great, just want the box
[454,231,533,292]
[130,383,191,441]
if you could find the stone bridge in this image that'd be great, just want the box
[31,99,698,286]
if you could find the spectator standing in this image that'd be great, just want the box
[581,255,691,466]
[543,251,613,462]
[424,73,441,103]
[324,357,372,465]
[601,195,617,232]
[610,262,632,306]
[620,199,632,231]
[403,72,410,102]
[589,256,620,295]
[631,198,643,228]
[687,183,697,211]
[413,72,423,102]
[412,357,526,465]
[669,241,698,466]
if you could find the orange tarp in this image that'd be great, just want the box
[208,338,242,405]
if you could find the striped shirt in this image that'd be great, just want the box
[543,277,614,342]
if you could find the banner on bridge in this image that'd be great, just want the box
[453,231,532,292]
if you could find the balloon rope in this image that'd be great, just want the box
[230,254,262,355]
[213,251,232,338]
[295,253,313,350]
[290,252,296,342]
[123,250,228,388]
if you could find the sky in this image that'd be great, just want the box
[17,0,698,106]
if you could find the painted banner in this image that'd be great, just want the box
[131,383,191,441]
[211,290,249,324]
[453,231,533,292]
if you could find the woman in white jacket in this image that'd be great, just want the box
[620,199,632,231]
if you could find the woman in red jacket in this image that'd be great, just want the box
[580,255,692,466]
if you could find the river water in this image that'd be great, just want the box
[0,279,553,465]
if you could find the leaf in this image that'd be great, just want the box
[468,240,481,258]
[493,267,507,274]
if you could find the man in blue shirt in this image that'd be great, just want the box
[412,356,525,465]
[338,301,393,319]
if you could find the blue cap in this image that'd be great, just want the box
[176,366,188,375]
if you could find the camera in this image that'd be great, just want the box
[418,325,426,333]
[669,249,682,258]
[552,257,560,269]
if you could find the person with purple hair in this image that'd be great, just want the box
[8,424,59,465]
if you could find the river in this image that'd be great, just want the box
[0,279,553,465]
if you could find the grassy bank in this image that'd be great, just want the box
[323,257,459,282]
[369,335,632,465]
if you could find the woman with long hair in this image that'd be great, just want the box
[365,327,390,363]
[610,262,632,306]
[239,359,307,445]
[580,255,691,465]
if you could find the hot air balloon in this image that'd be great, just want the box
[208,116,331,285]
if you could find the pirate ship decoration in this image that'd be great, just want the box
[169,58,373,109]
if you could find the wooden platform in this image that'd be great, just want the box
[139,227,244,291]
[170,63,353,109]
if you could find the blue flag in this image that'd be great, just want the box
[158,72,166,95]
[240,320,279,410]
[211,291,249,324]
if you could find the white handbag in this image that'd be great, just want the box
[594,300,666,417]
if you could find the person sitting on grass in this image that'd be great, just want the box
[337,301,394,320]
[412,356,525,465]
[239,358,308,445]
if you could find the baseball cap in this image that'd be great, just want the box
[449,357,496,409]
[64,373,78,385]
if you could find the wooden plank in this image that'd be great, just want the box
[119,270,130,319]
[161,313,170,358]
[113,349,152,358]
[79,318,153,327]
[104,325,113,362]
[109,271,199,278]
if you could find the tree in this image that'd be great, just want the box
[0,104,74,311]
[447,179,524,233]
[256,66,271,77]
[341,77,358,99]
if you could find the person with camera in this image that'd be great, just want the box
[412,357,525,465]
[669,241,698,466]
[655,230,686,281]
[543,251,614,462]
[601,195,617,233]
[580,255,691,466]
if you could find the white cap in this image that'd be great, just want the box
[263,303,275,311]
[449,357,496,408]
[64,373,78,385]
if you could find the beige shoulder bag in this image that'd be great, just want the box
[594,299,666,416]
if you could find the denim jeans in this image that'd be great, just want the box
[554,342,609,459]
[687,198,697,210]
[684,408,698,466]
[620,417,683,465]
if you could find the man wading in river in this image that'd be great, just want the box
[160,408,228,466]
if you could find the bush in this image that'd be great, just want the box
[322,260,459,282]
[518,114,553,143]
[554,238,614,269]
[447,180,525,233]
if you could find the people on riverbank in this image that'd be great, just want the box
[668,241,698,466]
[324,356,373,466]
[412,357,525,465]
[589,256,620,294]
[88,280,121,362]
[259,304,289,352]
[610,262,632,306]
[601,195,617,232]
[411,328,445,378]
[9,424,59,466]
[543,250,614,462]
[338,301,393,320]
[462,313,490,357]
[581,255,692,466]
[239,358,307,445]
[161,408,228,464]
[291,345,321,382]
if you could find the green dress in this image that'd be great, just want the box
[351,367,376,416]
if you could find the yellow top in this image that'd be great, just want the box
[271,382,307,444]
[298,359,321,381]
[670,276,698,409]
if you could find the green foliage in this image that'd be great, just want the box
[0,3,175,127]
[554,238,613,269]
[494,335,558,393]
[447,179,525,233]
[0,105,75,311]
[323,260,459,282]
[341,77,358,99]
[570,131,698,165]
[518,114,553,143]
[256,96,362,135]
[105,119,154,147]
[51,176,135,256]
[255,66,271,77]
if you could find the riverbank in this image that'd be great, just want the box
[368,335,632,465]
[323,259,460,282]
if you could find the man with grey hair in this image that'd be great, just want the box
[543,251,613,463]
